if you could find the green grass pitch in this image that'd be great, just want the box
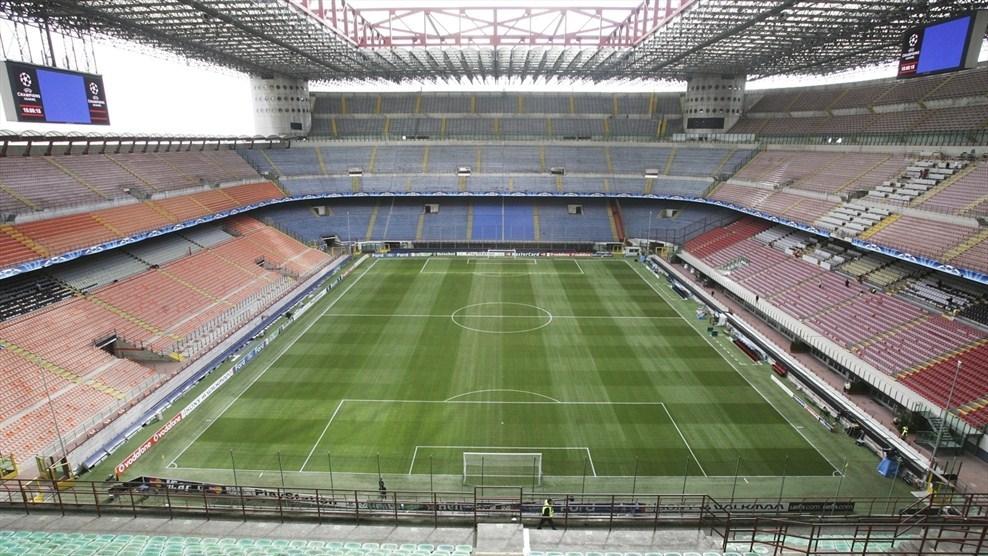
[163,257,838,486]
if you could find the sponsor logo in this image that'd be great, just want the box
[114,412,184,476]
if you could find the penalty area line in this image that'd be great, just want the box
[299,399,346,472]
[626,259,840,474]
[166,259,379,469]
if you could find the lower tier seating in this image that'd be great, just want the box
[682,222,988,426]
[683,217,773,258]
[254,198,736,245]
[0,217,332,467]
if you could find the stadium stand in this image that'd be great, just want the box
[619,201,738,243]
[309,92,681,140]
[709,183,839,226]
[683,222,988,425]
[0,273,74,322]
[867,216,982,267]
[0,217,332,463]
[252,143,752,181]
[682,217,773,258]
[731,150,907,193]
[0,531,477,556]
[916,162,987,215]
[731,65,988,141]
[0,182,284,273]
[0,151,260,216]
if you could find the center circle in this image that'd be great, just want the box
[450,302,553,334]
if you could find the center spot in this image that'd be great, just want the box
[450,302,553,334]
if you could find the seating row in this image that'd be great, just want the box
[0,150,259,216]
[0,217,332,465]
[0,182,284,272]
[242,145,753,178]
[312,91,676,115]
[746,65,988,112]
[683,224,988,425]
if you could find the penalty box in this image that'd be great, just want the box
[302,399,701,477]
[420,258,585,275]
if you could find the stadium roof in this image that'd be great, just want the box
[3,0,988,82]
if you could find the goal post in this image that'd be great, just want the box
[485,249,517,258]
[463,452,542,486]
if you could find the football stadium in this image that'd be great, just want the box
[0,0,987,554]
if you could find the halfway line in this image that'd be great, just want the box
[324,313,680,320]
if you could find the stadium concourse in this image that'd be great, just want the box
[2,0,988,554]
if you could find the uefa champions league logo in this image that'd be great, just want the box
[908,33,919,48]
[89,82,99,97]
[18,72,31,88]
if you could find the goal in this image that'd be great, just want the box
[463,452,542,486]
[485,249,517,258]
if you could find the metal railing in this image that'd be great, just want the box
[1,478,985,534]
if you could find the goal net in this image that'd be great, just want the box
[463,452,542,486]
[485,249,517,258]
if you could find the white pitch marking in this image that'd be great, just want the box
[408,445,595,476]
[324,313,680,320]
[344,399,667,405]
[585,447,597,477]
[660,404,707,477]
[626,260,839,473]
[167,259,380,468]
[445,389,562,403]
[299,400,346,471]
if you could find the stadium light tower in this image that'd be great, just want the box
[926,359,962,488]
[39,366,68,462]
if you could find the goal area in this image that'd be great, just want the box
[463,452,542,486]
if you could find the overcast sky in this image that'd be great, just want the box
[0,8,985,136]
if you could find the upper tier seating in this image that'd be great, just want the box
[0,157,106,214]
[312,115,675,140]
[0,182,284,273]
[309,92,681,140]
[314,92,665,115]
[732,103,988,137]
[245,144,754,180]
[0,218,332,464]
[745,64,988,113]
[0,150,260,216]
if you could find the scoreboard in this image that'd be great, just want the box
[898,11,988,79]
[1,60,110,125]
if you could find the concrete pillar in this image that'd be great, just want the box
[250,75,311,136]
[683,73,746,135]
